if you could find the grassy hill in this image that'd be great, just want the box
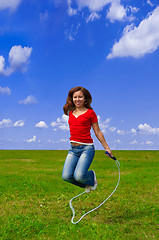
[0,150,158,239]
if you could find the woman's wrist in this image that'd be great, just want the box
[104,146,110,152]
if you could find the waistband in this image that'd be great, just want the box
[70,144,94,149]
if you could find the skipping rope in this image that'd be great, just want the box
[69,151,120,224]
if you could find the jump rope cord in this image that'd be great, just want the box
[69,159,120,224]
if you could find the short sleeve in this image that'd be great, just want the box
[90,110,98,123]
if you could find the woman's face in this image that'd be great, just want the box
[73,90,85,109]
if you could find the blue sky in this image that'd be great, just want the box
[0,0,159,150]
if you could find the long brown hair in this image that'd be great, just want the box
[63,86,93,115]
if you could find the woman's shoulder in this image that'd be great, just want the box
[68,110,73,116]
[88,108,96,114]
[87,108,97,118]
[88,109,98,122]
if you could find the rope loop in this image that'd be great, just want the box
[69,159,120,224]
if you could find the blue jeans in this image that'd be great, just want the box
[62,144,95,188]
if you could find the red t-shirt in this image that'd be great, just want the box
[68,109,98,144]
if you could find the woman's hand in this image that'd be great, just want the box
[105,148,113,158]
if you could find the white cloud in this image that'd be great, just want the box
[50,114,69,131]
[18,95,38,105]
[0,45,32,76]
[76,0,111,12]
[131,128,137,134]
[68,7,77,16]
[106,1,126,22]
[130,140,138,144]
[56,139,69,143]
[0,86,11,95]
[75,0,132,22]
[127,6,139,14]
[0,119,26,128]
[0,0,21,11]
[86,12,101,23]
[65,23,81,41]
[40,11,49,22]
[117,129,125,135]
[137,123,159,135]
[8,45,32,74]
[58,114,68,123]
[125,5,139,22]
[26,136,37,143]
[67,0,78,16]
[50,122,57,128]
[66,0,134,42]
[35,121,48,128]
[146,140,153,145]
[73,0,129,23]
[98,115,111,130]
[59,125,69,130]
[114,139,121,144]
[147,0,154,7]
[107,6,159,58]
[97,115,118,134]
[0,56,5,75]
[47,139,69,144]
[109,126,116,132]
[14,120,25,127]
[0,119,12,128]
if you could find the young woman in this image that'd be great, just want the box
[62,86,113,193]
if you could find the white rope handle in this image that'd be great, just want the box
[69,160,120,224]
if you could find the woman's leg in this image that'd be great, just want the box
[73,145,95,187]
[62,149,86,188]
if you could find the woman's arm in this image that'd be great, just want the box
[92,121,113,157]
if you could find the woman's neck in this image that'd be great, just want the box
[74,107,87,112]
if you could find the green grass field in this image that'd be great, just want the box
[0,150,158,240]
